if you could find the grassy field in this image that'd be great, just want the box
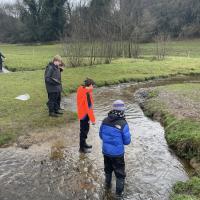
[0,43,63,71]
[1,39,200,71]
[137,83,200,200]
[1,40,200,145]
[1,58,200,146]
[141,39,200,58]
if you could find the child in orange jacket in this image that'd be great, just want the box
[77,78,96,153]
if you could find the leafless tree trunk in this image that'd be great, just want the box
[154,33,170,60]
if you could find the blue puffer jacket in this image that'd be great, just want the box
[99,111,131,157]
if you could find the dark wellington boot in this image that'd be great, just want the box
[79,147,91,153]
[55,110,63,115]
[105,173,112,189]
[115,178,125,199]
[49,112,59,117]
[84,141,92,149]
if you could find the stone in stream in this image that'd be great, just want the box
[83,167,88,172]
[93,193,100,200]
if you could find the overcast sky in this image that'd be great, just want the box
[0,0,86,3]
[1,0,16,3]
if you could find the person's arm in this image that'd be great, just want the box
[50,77,61,84]
[0,53,5,58]
[85,92,96,123]
[122,123,131,145]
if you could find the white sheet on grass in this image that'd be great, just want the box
[15,94,30,101]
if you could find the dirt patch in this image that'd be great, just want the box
[158,90,200,121]
[16,121,79,150]
[135,86,200,121]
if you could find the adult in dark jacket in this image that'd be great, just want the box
[99,100,131,198]
[0,52,5,72]
[44,55,63,117]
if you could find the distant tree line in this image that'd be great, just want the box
[0,0,200,43]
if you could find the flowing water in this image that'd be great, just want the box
[0,82,189,200]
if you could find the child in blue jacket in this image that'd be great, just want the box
[99,100,131,198]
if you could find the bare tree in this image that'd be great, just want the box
[154,33,170,60]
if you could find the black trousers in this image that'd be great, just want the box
[104,155,126,179]
[47,92,60,113]
[56,92,61,109]
[0,62,2,71]
[80,115,90,149]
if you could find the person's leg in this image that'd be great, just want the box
[57,92,61,109]
[54,92,63,114]
[48,92,59,117]
[79,115,90,152]
[0,62,2,72]
[113,156,126,197]
[82,115,92,148]
[58,91,65,110]
[104,155,113,189]
[46,93,50,108]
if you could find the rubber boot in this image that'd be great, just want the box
[84,141,92,149]
[105,173,112,189]
[55,110,63,115]
[115,178,125,199]
[49,112,59,117]
[79,139,91,153]
[79,147,91,153]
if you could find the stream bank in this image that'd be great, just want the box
[135,83,200,200]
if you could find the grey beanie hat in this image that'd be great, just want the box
[113,100,125,111]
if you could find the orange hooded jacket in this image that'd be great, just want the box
[76,86,95,123]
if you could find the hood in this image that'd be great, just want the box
[49,62,58,68]
[108,110,125,122]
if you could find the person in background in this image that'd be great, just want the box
[44,55,63,117]
[76,78,96,153]
[99,100,131,198]
[0,51,6,72]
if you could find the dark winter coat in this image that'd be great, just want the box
[44,62,62,93]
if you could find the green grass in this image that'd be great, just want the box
[171,194,200,200]
[171,177,200,200]
[1,39,200,71]
[0,43,63,71]
[1,60,200,146]
[0,70,77,146]
[141,39,200,58]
